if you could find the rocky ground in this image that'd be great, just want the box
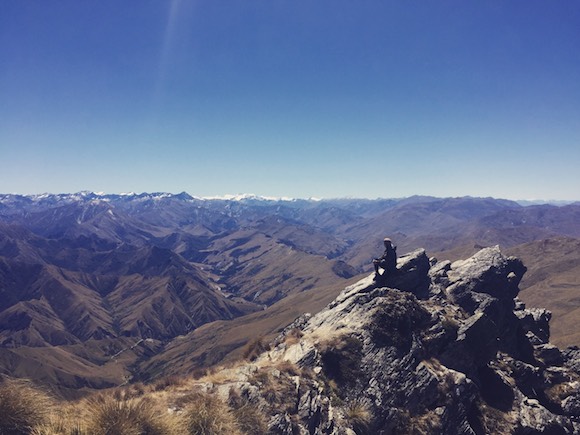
[183,246,580,434]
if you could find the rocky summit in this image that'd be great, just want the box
[192,246,579,434]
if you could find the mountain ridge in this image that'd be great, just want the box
[1,193,579,396]
[3,192,578,209]
[184,246,580,434]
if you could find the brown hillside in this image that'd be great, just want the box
[507,237,580,347]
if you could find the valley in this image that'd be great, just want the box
[0,192,579,395]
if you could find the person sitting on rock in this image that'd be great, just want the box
[373,237,397,280]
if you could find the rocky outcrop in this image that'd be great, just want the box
[178,246,579,434]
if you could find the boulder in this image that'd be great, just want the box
[378,248,431,297]
[446,245,526,311]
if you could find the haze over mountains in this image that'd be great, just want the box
[0,192,579,395]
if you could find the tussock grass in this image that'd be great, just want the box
[0,378,54,435]
[84,394,177,435]
[198,367,237,386]
[31,415,85,435]
[283,328,304,346]
[319,335,364,391]
[249,368,271,386]
[1,368,276,435]
[228,388,268,435]
[232,404,268,435]
[242,336,270,361]
[150,375,186,392]
[274,360,301,377]
[345,400,372,434]
[112,383,147,401]
[177,391,241,435]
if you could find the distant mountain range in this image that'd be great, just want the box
[1,192,579,395]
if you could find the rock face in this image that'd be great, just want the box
[215,246,580,434]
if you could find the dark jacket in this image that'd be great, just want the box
[376,244,397,273]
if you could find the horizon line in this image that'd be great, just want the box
[0,191,578,205]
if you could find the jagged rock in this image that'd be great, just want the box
[435,246,537,363]
[257,247,580,433]
[440,312,499,372]
[515,394,576,434]
[269,413,294,434]
[184,247,580,434]
[562,394,580,415]
[562,346,580,373]
[515,307,552,345]
[428,259,452,298]
[535,343,564,366]
[447,246,526,310]
[514,297,526,311]
[379,248,432,297]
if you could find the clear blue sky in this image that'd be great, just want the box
[1,1,579,200]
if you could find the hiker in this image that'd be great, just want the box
[373,237,397,280]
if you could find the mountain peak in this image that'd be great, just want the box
[186,247,580,434]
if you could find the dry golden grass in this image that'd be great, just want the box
[83,394,178,435]
[545,380,578,405]
[198,365,240,385]
[112,383,147,401]
[262,379,297,414]
[150,375,187,392]
[176,391,241,435]
[406,410,444,435]
[344,400,372,434]
[283,328,304,346]
[242,336,271,361]
[0,378,54,435]
[227,388,268,435]
[273,360,301,377]
[472,399,515,435]
[1,354,307,435]
[232,404,268,435]
[249,368,271,386]
[31,413,86,435]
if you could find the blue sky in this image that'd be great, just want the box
[1,1,579,200]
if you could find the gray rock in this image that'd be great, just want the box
[456,312,499,365]
[562,346,580,373]
[516,307,552,344]
[535,343,564,366]
[380,248,432,298]
[562,394,580,416]
[203,247,580,434]
[447,245,526,311]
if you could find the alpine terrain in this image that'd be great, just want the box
[0,192,579,399]
[1,246,579,434]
